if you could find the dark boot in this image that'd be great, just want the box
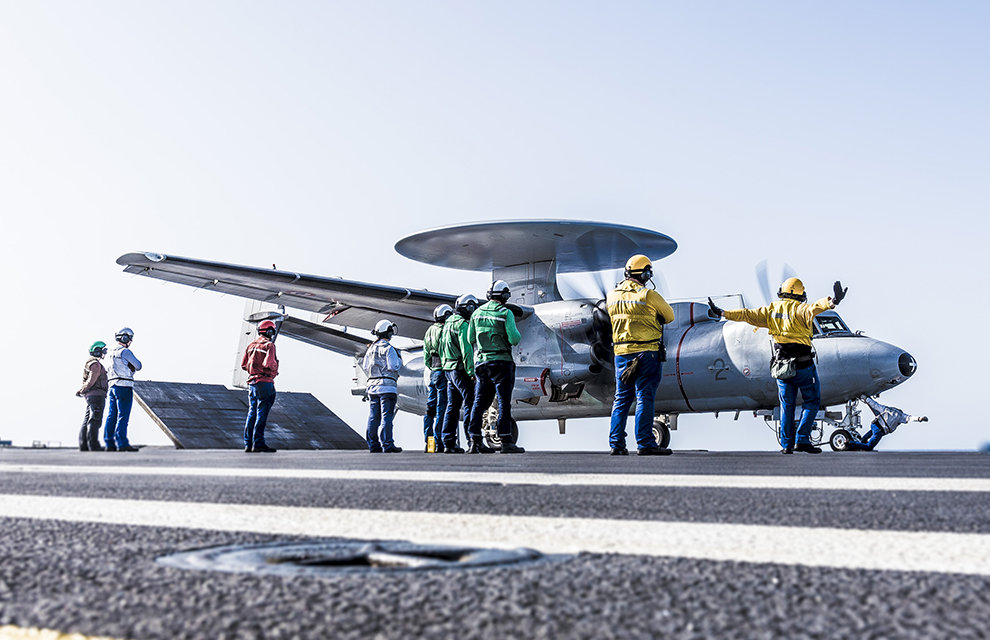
[794,443,822,454]
[637,446,672,456]
[499,441,525,454]
[468,439,496,454]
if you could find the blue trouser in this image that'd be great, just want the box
[610,350,662,450]
[104,386,134,448]
[244,382,277,448]
[777,365,821,448]
[423,370,448,443]
[470,360,516,439]
[366,393,398,451]
[847,421,884,451]
[442,369,473,447]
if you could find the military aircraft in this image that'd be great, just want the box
[116,220,917,450]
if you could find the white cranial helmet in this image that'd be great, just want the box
[373,319,397,337]
[488,280,511,301]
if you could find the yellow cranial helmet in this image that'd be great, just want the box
[624,254,653,284]
[625,254,652,273]
[778,277,807,301]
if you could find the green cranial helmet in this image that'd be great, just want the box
[89,341,108,357]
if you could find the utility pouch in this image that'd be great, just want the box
[619,355,641,385]
[658,341,667,363]
[770,356,797,380]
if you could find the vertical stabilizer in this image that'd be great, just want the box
[232,300,284,388]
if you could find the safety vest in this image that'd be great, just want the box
[723,298,832,347]
[362,339,401,395]
[439,314,473,375]
[109,346,142,387]
[468,301,520,364]
[423,322,444,371]
[606,280,675,356]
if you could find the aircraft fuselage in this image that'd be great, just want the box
[379,299,916,421]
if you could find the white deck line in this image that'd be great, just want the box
[2,494,989,576]
[3,464,990,493]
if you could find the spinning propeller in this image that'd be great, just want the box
[753,259,798,306]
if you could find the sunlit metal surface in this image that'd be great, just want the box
[395,220,677,273]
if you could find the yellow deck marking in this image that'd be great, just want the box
[0,626,125,640]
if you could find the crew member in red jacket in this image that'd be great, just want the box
[241,320,279,453]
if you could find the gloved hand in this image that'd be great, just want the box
[707,297,723,319]
[832,281,848,305]
[920,416,929,422]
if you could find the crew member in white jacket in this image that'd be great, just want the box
[362,319,403,453]
[103,327,142,452]
[845,395,928,451]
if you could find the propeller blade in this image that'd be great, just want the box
[591,269,611,300]
[781,263,798,284]
[755,260,772,305]
[652,269,669,297]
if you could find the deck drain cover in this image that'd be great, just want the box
[158,539,549,576]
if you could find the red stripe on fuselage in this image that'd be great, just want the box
[675,322,695,412]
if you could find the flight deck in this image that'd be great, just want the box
[1,448,988,639]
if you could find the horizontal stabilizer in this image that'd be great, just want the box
[278,315,372,357]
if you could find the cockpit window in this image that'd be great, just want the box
[814,312,851,336]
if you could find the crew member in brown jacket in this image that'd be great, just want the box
[241,320,279,453]
[76,341,109,451]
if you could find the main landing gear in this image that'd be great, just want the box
[481,405,519,449]
[651,414,677,449]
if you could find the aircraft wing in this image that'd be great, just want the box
[116,252,456,339]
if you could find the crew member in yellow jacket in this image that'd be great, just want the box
[707,278,847,454]
[606,255,675,456]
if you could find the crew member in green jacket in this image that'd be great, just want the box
[439,294,479,454]
[422,304,453,453]
[467,280,523,454]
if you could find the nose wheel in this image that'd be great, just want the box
[651,420,671,449]
[829,429,853,451]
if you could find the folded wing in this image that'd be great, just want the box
[117,252,456,340]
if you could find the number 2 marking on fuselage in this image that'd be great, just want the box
[711,359,728,381]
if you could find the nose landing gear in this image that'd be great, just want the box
[822,400,864,451]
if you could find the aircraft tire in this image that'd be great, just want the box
[829,429,853,451]
[652,422,671,449]
[484,419,519,449]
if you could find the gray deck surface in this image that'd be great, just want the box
[1,448,988,639]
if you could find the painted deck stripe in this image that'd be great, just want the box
[2,494,989,576]
[0,625,125,640]
[3,464,990,493]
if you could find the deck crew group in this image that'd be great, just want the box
[76,254,924,455]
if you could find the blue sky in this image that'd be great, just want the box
[1,2,987,450]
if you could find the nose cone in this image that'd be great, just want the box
[868,342,917,389]
[898,352,917,378]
